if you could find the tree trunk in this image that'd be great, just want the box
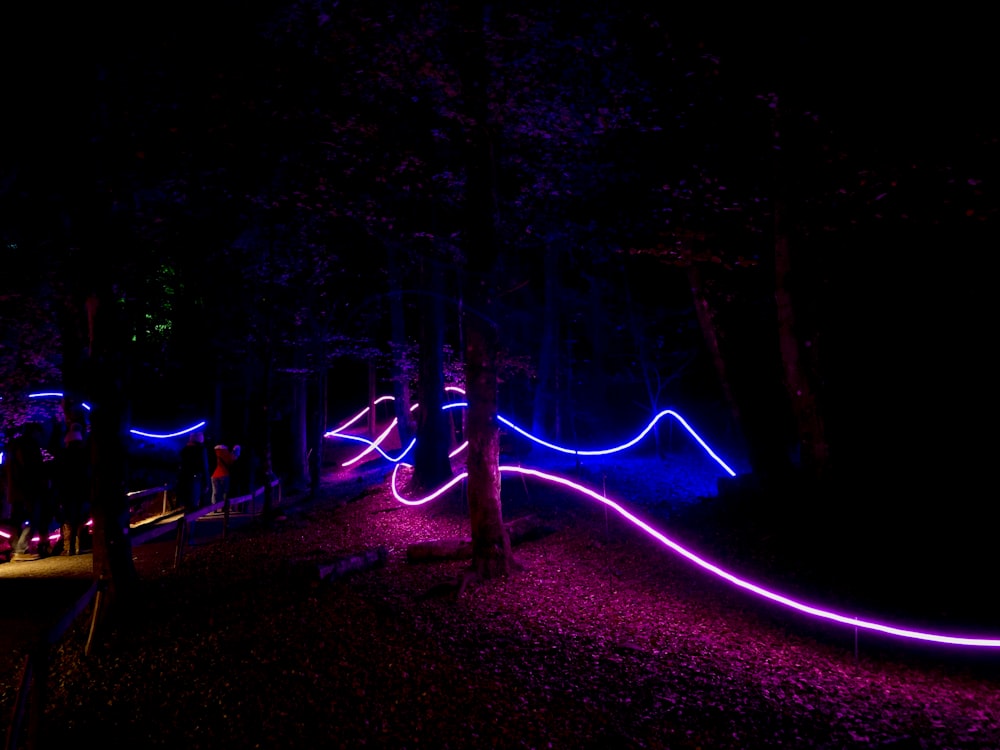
[84,288,138,606]
[261,352,276,521]
[531,243,561,438]
[387,242,414,448]
[289,373,308,491]
[413,257,453,490]
[774,200,829,480]
[687,263,742,435]
[463,316,511,578]
[453,0,512,580]
[367,360,378,440]
[310,361,328,498]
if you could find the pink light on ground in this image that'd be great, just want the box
[390,463,467,506]
[388,463,1000,649]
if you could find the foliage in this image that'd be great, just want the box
[0,280,62,433]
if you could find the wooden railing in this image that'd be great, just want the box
[4,477,282,750]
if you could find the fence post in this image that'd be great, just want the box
[174,515,188,568]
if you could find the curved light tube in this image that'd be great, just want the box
[390,462,467,506]
[497,409,735,476]
[328,393,735,477]
[329,400,429,467]
[130,421,207,440]
[330,429,417,464]
[325,395,397,437]
[24,392,199,439]
[388,463,1000,648]
[338,419,402,466]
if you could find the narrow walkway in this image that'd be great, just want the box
[0,487,288,677]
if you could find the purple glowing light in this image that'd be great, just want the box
[326,389,735,476]
[331,417,416,466]
[331,429,417,464]
[326,389,467,466]
[26,392,201,438]
[129,421,207,440]
[497,409,736,476]
[325,395,397,436]
[388,464,1000,648]
[390,462,466,506]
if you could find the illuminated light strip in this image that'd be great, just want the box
[388,464,1000,648]
[329,399,441,467]
[1,518,96,549]
[329,430,417,464]
[328,391,735,477]
[339,419,400,466]
[130,421,206,440]
[327,387,464,438]
[390,462,467,506]
[325,395,397,437]
[25,392,197,438]
[497,409,736,476]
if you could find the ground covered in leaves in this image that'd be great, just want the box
[20,452,1000,748]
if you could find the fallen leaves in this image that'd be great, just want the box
[13,459,1000,748]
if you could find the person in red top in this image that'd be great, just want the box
[211,443,240,511]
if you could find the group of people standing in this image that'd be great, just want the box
[3,417,244,563]
[3,419,89,561]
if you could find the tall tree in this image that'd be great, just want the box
[412,252,455,489]
[451,0,513,579]
[80,283,139,600]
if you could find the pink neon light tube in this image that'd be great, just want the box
[388,463,1000,649]
[327,392,735,476]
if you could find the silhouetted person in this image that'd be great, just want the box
[57,423,90,555]
[5,424,46,560]
[178,431,210,511]
[211,443,240,512]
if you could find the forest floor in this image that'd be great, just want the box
[3,443,1000,749]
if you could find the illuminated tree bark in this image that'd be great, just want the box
[453,0,512,579]
[83,286,138,604]
[771,98,829,483]
[773,200,829,480]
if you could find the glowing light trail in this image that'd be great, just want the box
[325,395,397,436]
[497,409,735,476]
[389,464,1000,648]
[327,391,735,476]
[23,392,202,439]
[129,421,207,440]
[326,399,429,466]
